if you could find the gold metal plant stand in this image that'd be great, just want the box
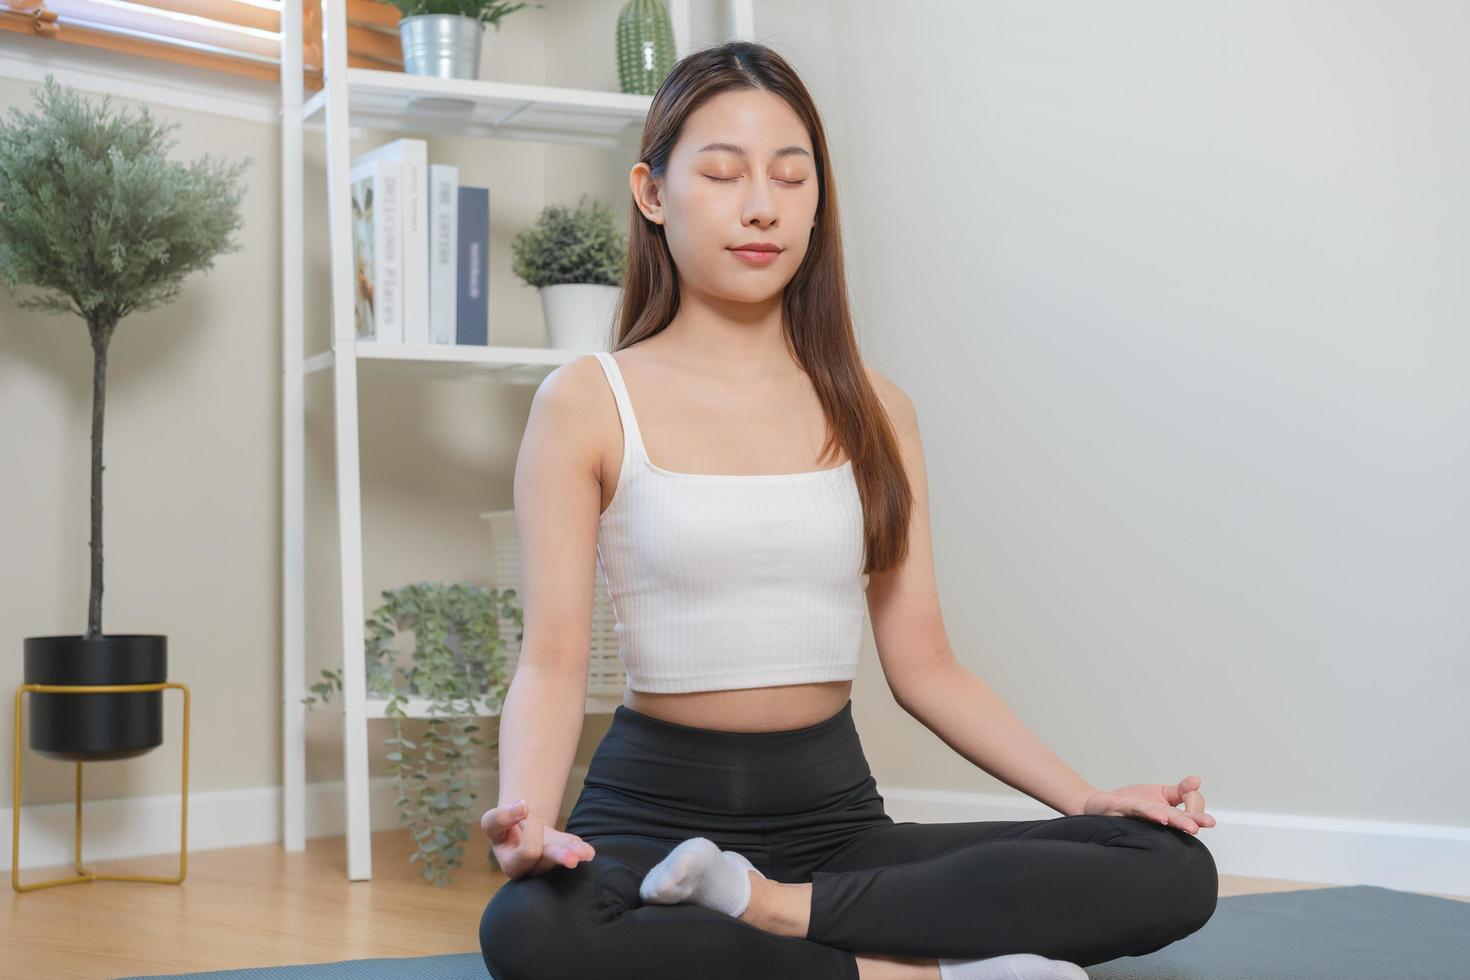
[12,681,190,893]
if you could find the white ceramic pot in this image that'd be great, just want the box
[540,283,621,352]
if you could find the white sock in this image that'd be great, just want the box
[638,837,764,917]
[721,847,766,881]
[938,953,1089,980]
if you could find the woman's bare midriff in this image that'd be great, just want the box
[622,679,853,733]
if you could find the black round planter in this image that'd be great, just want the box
[23,634,167,762]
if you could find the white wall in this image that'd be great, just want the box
[794,0,1470,828]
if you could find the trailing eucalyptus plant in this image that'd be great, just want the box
[304,581,522,885]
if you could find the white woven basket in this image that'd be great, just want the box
[478,509,626,696]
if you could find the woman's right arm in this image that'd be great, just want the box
[485,355,609,877]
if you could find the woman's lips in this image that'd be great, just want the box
[728,247,782,266]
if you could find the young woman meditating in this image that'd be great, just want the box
[478,39,1218,980]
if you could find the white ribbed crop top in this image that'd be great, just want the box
[590,351,870,694]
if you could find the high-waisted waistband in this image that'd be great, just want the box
[611,698,857,748]
[577,698,880,820]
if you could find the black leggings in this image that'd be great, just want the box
[479,699,1218,980]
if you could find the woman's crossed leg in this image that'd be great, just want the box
[480,833,862,980]
[750,812,1219,968]
[479,815,1218,979]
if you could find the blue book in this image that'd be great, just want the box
[456,186,489,346]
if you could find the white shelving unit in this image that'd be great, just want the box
[278,0,756,881]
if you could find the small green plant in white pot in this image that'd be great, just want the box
[511,194,627,352]
[384,0,543,81]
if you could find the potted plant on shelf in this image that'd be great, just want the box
[511,194,627,352]
[0,75,249,764]
[616,0,678,95]
[383,0,544,81]
[304,581,522,886]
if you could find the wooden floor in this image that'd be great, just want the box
[4,829,1467,979]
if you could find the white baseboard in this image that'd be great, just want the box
[6,773,1468,898]
[2,765,518,874]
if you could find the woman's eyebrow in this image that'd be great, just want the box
[696,141,811,160]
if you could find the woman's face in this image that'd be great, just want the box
[631,88,820,303]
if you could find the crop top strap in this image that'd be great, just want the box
[592,351,649,469]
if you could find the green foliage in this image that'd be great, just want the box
[304,581,523,886]
[379,0,542,28]
[0,73,249,327]
[511,194,628,288]
[0,73,249,639]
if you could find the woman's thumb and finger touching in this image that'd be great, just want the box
[482,800,539,879]
[1080,779,1215,835]
[480,799,528,844]
[479,800,598,879]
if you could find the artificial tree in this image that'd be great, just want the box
[0,74,249,761]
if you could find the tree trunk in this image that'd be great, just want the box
[87,318,114,640]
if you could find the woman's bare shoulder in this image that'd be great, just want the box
[522,354,617,472]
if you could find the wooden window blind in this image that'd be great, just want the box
[0,0,406,89]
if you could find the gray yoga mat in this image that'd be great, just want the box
[115,884,1469,979]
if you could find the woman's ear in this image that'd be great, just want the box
[630,161,665,226]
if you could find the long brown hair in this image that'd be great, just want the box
[611,40,913,575]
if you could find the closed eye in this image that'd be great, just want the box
[705,175,807,185]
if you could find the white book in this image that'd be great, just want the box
[351,138,427,344]
[428,163,459,346]
[348,157,402,343]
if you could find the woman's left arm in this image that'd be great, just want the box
[898,666,1213,832]
[862,368,1215,833]
[895,659,1099,817]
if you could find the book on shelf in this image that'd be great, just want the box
[351,138,427,344]
[457,185,490,346]
[348,155,402,342]
[428,163,459,345]
[350,138,494,349]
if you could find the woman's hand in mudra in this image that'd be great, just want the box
[480,799,597,880]
[1079,775,1215,834]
